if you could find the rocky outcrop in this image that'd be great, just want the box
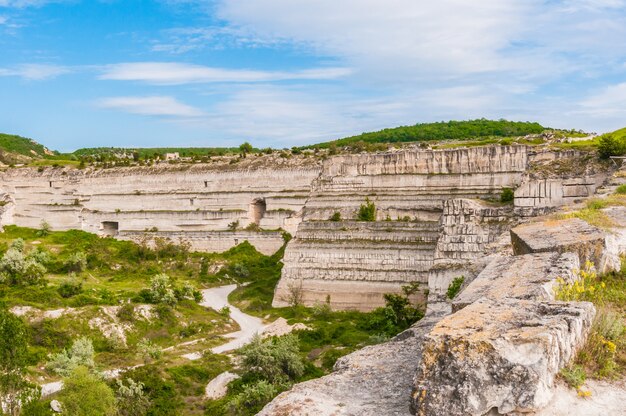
[413,299,595,415]
[510,218,620,273]
[258,316,440,416]
[451,252,579,312]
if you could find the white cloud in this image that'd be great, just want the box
[0,15,7,24]
[213,0,626,85]
[99,62,351,85]
[579,83,626,118]
[217,0,533,78]
[0,0,64,7]
[97,96,204,117]
[0,64,69,80]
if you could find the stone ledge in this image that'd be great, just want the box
[412,298,595,416]
[510,218,620,272]
[452,252,579,312]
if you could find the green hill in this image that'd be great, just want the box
[304,119,546,149]
[0,133,59,164]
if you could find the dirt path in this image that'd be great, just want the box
[41,284,264,396]
[183,284,265,358]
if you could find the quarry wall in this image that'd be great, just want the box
[0,145,607,309]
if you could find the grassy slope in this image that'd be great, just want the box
[0,227,416,415]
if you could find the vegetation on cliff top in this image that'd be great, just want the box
[303,119,547,149]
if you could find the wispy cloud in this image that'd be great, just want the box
[0,0,67,7]
[97,96,205,117]
[580,82,626,118]
[99,62,351,85]
[0,64,70,80]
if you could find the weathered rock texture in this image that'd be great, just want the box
[258,316,440,416]
[413,299,595,415]
[0,163,320,255]
[510,218,620,273]
[274,146,603,311]
[0,146,607,310]
[263,210,625,416]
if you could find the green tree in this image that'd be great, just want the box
[357,198,376,221]
[115,378,150,416]
[239,142,253,158]
[228,380,277,416]
[58,366,116,416]
[598,133,626,159]
[0,305,40,415]
[46,337,95,377]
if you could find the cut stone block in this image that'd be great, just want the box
[452,252,579,312]
[412,298,595,416]
[510,218,619,272]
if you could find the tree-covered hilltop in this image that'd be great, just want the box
[304,119,547,149]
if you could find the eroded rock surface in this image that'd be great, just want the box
[412,299,595,416]
[452,252,579,312]
[258,317,440,416]
[510,218,620,272]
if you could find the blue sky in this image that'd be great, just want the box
[1,0,626,152]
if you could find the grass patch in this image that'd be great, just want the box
[555,262,626,385]
[615,184,626,195]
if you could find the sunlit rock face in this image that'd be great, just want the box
[0,146,605,310]
[274,146,604,311]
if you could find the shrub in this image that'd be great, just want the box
[598,133,626,159]
[65,252,87,273]
[116,378,150,416]
[239,334,304,383]
[329,212,342,221]
[560,365,586,389]
[37,220,51,237]
[232,262,250,278]
[46,337,95,377]
[58,276,83,298]
[446,276,465,299]
[228,380,277,416]
[228,220,240,231]
[500,188,514,203]
[0,247,48,285]
[357,198,376,221]
[58,366,116,416]
[137,338,162,363]
[148,274,177,306]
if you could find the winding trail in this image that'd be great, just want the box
[183,284,265,358]
[41,284,265,397]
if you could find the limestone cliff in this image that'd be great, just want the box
[0,145,606,310]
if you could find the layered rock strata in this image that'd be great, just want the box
[0,146,609,310]
[0,163,320,254]
[262,211,623,416]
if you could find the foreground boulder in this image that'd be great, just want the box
[510,218,619,272]
[452,252,579,312]
[412,298,595,416]
[258,317,440,416]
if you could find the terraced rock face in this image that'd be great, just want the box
[0,146,607,310]
[275,146,538,311]
[0,162,321,255]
